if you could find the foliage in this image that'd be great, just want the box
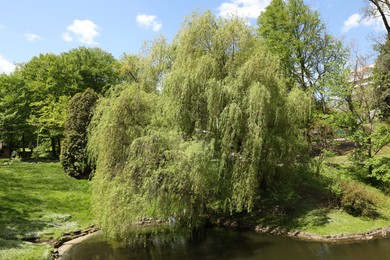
[257,0,348,157]
[61,88,99,179]
[88,12,311,245]
[365,157,390,191]
[88,83,159,242]
[373,38,390,119]
[0,47,121,158]
[257,0,346,97]
[326,47,390,183]
[339,180,380,218]
[165,11,310,212]
[0,73,31,153]
[119,37,173,92]
[62,47,120,93]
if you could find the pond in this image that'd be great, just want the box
[62,228,390,260]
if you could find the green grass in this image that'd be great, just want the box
[284,148,390,235]
[0,162,92,260]
[287,187,390,235]
[249,147,390,237]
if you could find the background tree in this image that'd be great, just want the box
[363,0,390,119]
[21,53,71,157]
[0,73,31,155]
[62,47,120,94]
[61,88,98,179]
[18,48,119,158]
[257,0,346,110]
[257,0,348,154]
[329,48,390,188]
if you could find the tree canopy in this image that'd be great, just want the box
[88,11,310,244]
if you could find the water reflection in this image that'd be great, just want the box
[63,228,390,260]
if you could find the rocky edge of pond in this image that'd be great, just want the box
[51,225,99,259]
[210,218,390,243]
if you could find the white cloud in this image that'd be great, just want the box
[62,19,100,45]
[136,14,162,31]
[342,13,362,32]
[24,32,41,42]
[0,55,15,75]
[218,0,272,19]
[342,13,385,33]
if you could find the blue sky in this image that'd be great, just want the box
[0,0,383,74]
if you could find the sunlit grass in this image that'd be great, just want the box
[288,147,390,235]
[295,188,390,235]
[0,162,92,259]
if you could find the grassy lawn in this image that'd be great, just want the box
[0,161,92,260]
[282,147,390,236]
[288,187,390,235]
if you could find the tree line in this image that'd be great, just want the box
[0,47,119,158]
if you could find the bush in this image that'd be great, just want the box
[61,88,98,179]
[339,181,379,218]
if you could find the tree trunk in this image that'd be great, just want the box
[368,136,373,176]
[22,133,26,154]
[51,137,57,158]
[8,133,14,156]
[57,138,61,157]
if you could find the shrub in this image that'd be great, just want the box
[61,88,98,179]
[339,181,379,218]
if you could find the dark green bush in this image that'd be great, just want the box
[61,88,98,179]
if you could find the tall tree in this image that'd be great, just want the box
[21,53,70,157]
[330,49,390,184]
[374,40,390,118]
[364,0,390,119]
[0,73,30,154]
[61,88,98,179]
[19,48,120,158]
[88,12,310,246]
[258,0,348,154]
[257,0,346,111]
[62,47,120,94]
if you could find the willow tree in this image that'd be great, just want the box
[164,11,309,212]
[88,11,309,245]
[119,36,173,92]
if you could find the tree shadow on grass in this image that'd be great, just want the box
[0,166,62,249]
[252,171,337,232]
[0,195,49,247]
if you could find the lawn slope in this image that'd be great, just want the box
[0,162,92,260]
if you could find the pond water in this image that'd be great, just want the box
[63,228,390,260]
